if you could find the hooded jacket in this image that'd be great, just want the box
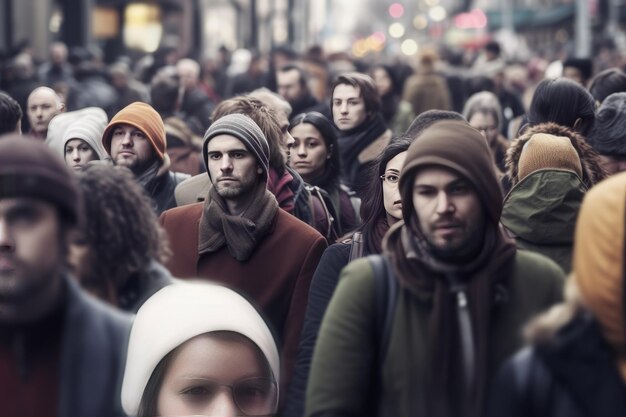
[306,121,565,417]
[501,124,602,272]
[489,172,626,417]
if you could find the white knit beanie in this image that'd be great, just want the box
[120,281,280,416]
[62,116,108,160]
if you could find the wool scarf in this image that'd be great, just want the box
[198,183,279,262]
[337,113,387,189]
[384,220,516,417]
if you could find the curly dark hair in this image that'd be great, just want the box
[75,164,170,296]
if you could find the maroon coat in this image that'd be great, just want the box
[159,203,327,395]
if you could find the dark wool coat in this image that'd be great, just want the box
[159,203,327,398]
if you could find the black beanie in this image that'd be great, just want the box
[0,135,80,224]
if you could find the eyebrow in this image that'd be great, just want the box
[414,178,468,188]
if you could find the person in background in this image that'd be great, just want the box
[70,164,173,312]
[62,117,109,171]
[463,91,509,173]
[289,111,360,238]
[370,64,414,135]
[0,91,23,135]
[332,72,392,198]
[489,172,626,417]
[102,102,189,215]
[588,67,626,105]
[121,282,280,417]
[586,92,626,176]
[176,58,215,132]
[26,86,65,139]
[562,57,593,86]
[402,48,452,117]
[501,124,603,272]
[276,64,327,118]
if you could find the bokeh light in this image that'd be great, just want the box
[401,39,419,56]
[389,3,405,18]
[388,22,405,38]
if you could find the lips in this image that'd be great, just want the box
[0,256,15,273]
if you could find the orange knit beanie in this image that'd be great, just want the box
[102,102,166,161]
[518,133,583,181]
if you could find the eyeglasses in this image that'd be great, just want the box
[181,377,277,416]
[380,172,400,184]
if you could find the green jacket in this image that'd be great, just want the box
[501,169,586,272]
[305,249,564,417]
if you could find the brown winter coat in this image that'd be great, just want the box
[402,71,452,116]
[505,122,607,189]
[159,203,327,399]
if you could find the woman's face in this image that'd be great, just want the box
[65,138,97,171]
[157,333,277,417]
[468,112,498,146]
[289,123,329,182]
[372,68,393,96]
[382,151,407,223]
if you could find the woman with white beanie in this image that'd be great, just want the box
[121,281,280,417]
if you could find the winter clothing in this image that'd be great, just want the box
[402,71,452,117]
[336,114,392,196]
[502,131,588,272]
[160,183,327,404]
[505,123,606,190]
[0,136,79,224]
[46,107,108,159]
[306,120,565,417]
[306,249,564,417]
[121,281,279,416]
[61,117,108,161]
[142,161,189,215]
[488,171,626,417]
[202,113,270,179]
[1,275,132,417]
[164,116,204,176]
[102,102,166,161]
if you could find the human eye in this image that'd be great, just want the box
[232,151,246,159]
[78,144,90,152]
[307,140,319,148]
[65,146,73,154]
[132,131,145,139]
[449,183,470,195]
[385,173,399,183]
[7,205,40,226]
[181,384,217,401]
[208,152,221,160]
[415,187,435,197]
[113,129,124,136]
[236,379,273,401]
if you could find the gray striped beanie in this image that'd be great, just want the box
[203,113,270,180]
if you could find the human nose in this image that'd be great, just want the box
[435,191,453,214]
[296,142,307,157]
[284,132,295,149]
[0,220,15,253]
[206,389,238,417]
[121,132,132,146]
[339,102,349,114]
[220,155,233,172]
[72,148,80,162]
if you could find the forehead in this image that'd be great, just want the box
[291,122,321,137]
[65,138,88,147]
[469,112,494,124]
[28,90,57,105]
[207,134,248,151]
[112,123,140,132]
[278,69,300,83]
[0,197,56,215]
[413,165,466,186]
[385,151,407,171]
[333,84,361,100]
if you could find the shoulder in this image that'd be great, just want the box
[358,128,392,162]
[317,242,351,270]
[159,202,203,228]
[509,249,565,302]
[275,209,326,243]
[513,249,565,278]
[175,173,211,206]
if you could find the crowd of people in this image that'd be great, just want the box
[2,37,626,417]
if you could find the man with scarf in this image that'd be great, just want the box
[305,120,565,417]
[332,72,392,199]
[159,113,327,406]
[102,101,189,215]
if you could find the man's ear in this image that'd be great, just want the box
[257,165,263,175]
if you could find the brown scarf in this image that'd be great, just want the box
[198,183,279,262]
[384,220,516,417]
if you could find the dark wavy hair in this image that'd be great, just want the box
[76,164,170,301]
[525,77,596,136]
[0,91,22,135]
[357,138,411,254]
[288,111,340,187]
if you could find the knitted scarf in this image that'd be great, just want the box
[337,113,387,189]
[384,220,516,417]
[198,183,279,262]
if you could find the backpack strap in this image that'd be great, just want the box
[368,255,398,364]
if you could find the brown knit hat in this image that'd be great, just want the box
[102,102,166,161]
[518,133,583,181]
[0,135,80,224]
